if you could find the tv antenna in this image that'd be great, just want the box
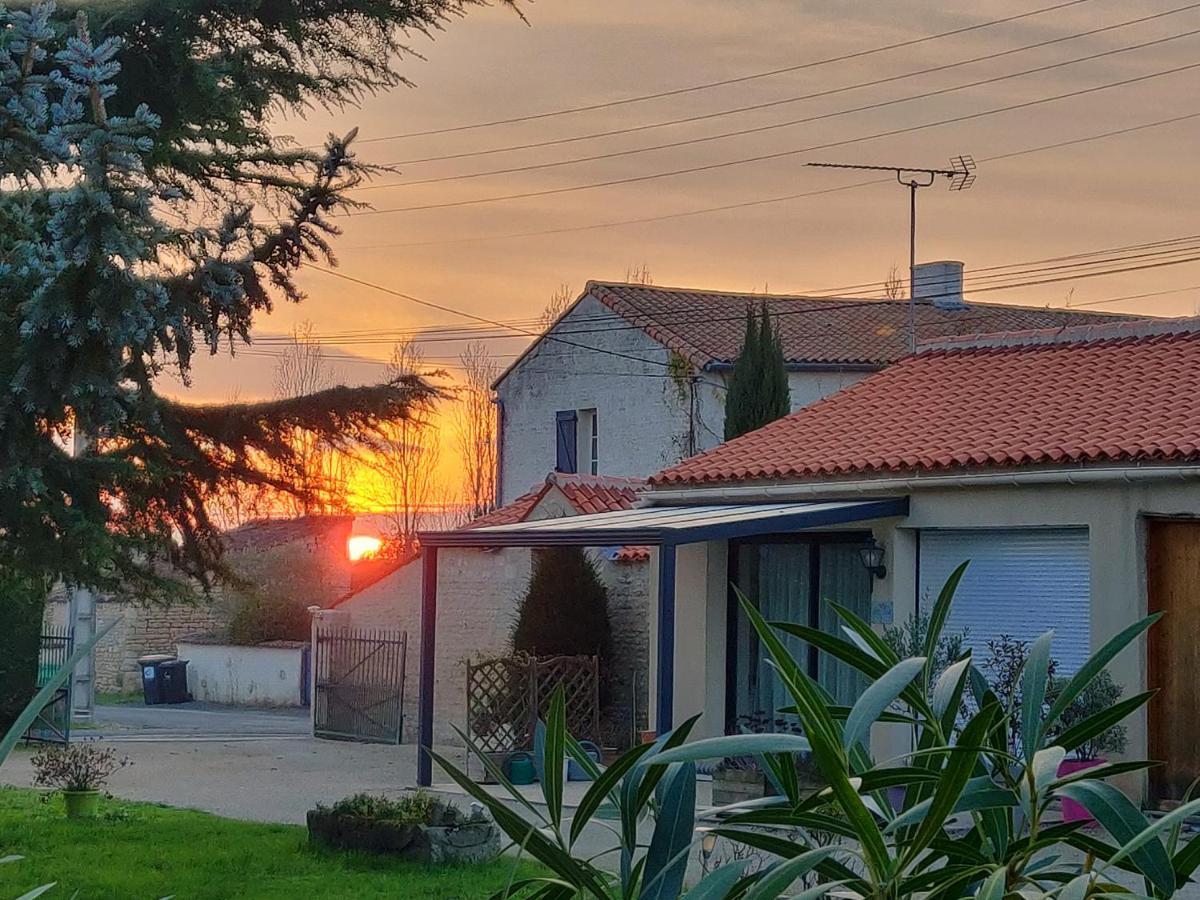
[807,155,976,351]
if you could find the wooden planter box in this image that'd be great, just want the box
[306,810,500,864]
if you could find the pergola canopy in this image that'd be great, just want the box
[419,497,910,548]
[414,496,909,786]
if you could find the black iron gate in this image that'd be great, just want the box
[313,626,406,743]
[26,626,73,744]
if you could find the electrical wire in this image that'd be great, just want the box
[334,110,1200,250]
[348,60,1200,216]
[349,0,1099,143]
[366,16,1200,186]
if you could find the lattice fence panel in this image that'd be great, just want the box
[466,654,599,758]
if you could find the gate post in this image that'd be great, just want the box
[417,547,439,788]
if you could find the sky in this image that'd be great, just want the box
[165,0,1200,414]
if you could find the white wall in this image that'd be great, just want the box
[178,641,306,707]
[497,296,694,503]
[495,293,875,503]
[651,478,1200,802]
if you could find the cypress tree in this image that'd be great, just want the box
[723,307,761,440]
[512,549,613,665]
[758,303,791,425]
[723,303,790,440]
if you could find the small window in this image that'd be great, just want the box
[588,409,599,475]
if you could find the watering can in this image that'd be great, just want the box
[507,751,536,785]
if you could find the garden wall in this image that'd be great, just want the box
[178,639,309,707]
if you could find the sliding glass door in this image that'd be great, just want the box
[727,534,872,732]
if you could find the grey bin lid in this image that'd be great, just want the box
[137,654,175,665]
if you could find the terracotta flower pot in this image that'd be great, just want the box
[63,789,101,819]
[1058,757,1105,823]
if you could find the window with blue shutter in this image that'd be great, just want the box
[555,410,578,473]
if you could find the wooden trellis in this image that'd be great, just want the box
[466,654,599,772]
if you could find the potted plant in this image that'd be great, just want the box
[1052,670,1128,824]
[31,742,129,818]
[711,713,822,806]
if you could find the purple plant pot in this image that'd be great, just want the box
[1058,757,1105,824]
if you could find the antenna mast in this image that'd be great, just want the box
[807,156,976,352]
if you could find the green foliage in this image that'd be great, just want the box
[1,2,454,604]
[723,303,789,441]
[1052,669,1128,760]
[882,608,968,680]
[0,575,47,734]
[226,594,310,645]
[511,548,613,665]
[315,791,479,827]
[443,563,1194,899]
[0,617,118,770]
[0,787,546,899]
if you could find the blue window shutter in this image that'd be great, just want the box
[555,410,578,473]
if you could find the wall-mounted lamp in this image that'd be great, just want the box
[858,539,887,579]
[699,828,718,864]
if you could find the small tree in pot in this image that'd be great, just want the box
[32,743,129,818]
[1052,669,1128,823]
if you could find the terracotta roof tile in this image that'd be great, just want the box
[586,281,1124,369]
[653,323,1200,486]
[465,473,644,528]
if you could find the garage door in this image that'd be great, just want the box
[918,528,1090,674]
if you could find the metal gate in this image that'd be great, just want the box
[26,627,73,744]
[313,626,406,743]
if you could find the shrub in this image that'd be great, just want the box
[316,792,480,827]
[226,593,310,645]
[32,743,128,792]
[1052,668,1128,760]
[511,548,612,665]
[0,576,47,735]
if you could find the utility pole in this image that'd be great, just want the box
[68,9,108,723]
[807,156,976,351]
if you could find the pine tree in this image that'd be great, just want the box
[0,1,504,723]
[723,304,790,440]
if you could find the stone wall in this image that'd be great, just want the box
[339,547,650,749]
[599,556,651,745]
[43,590,226,694]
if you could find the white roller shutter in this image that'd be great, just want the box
[918,528,1090,674]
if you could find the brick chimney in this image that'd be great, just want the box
[912,260,966,310]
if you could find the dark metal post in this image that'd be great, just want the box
[908,178,917,353]
[656,543,677,736]
[417,547,439,787]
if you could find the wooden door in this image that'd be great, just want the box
[1147,519,1200,804]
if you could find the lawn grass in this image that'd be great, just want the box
[0,787,545,899]
[94,690,144,706]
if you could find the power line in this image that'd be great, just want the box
[303,265,675,369]
[374,5,1200,175]
[334,110,1200,250]
[301,247,1200,369]
[282,231,1200,351]
[288,241,1200,348]
[349,60,1200,216]
[349,0,1099,143]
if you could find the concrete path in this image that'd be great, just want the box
[87,701,310,741]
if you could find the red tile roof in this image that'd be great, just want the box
[653,319,1200,486]
[466,473,644,528]
[585,281,1124,369]
[549,473,642,514]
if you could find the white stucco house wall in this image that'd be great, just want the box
[424,317,1196,808]
[493,270,1119,505]
[334,473,650,746]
